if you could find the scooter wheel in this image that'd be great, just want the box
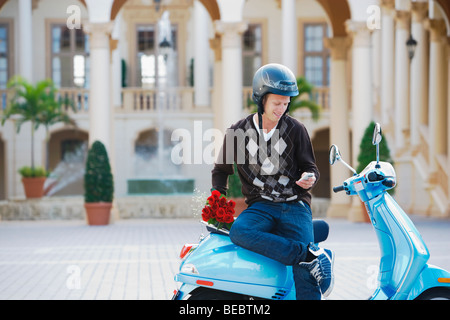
[415,288,450,300]
[188,288,250,300]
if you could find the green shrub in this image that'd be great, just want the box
[356,121,394,173]
[84,141,114,203]
[18,166,47,178]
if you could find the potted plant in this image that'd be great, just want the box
[1,76,75,198]
[84,140,114,225]
[356,121,394,222]
[18,166,47,198]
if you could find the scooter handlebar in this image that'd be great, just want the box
[333,185,345,193]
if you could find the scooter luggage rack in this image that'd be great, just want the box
[200,220,231,236]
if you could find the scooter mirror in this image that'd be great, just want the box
[329,144,340,165]
[372,122,382,145]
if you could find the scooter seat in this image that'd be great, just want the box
[205,219,329,244]
[312,219,329,243]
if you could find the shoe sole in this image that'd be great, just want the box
[322,250,335,298]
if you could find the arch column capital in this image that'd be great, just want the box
[83,21,114,49]
[213,21,248,48]
[345,20,372,48]
[324,37,351,60]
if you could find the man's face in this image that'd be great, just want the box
[263,94,290,122]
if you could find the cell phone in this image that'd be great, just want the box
[300,173,314,181]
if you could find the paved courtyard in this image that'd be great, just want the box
[0,216,449,300]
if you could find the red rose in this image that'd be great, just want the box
[216,207,226,220]
[211,190,221,200]
[227,200,236,209]
[211,202,219,213]
[224,214,234,224]
[207,196,215,206]
[226,207,234,215]
[219,197,227,207]
[201,206,211,221]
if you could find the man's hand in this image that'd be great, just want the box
[296,172,316,190]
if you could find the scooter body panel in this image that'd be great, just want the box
[175,233,295,299]
[365,192,430,299]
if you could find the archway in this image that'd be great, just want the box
[315,0,351,37]
[110,0,220,21]
[311,127,330,198]
[46,129,88,196]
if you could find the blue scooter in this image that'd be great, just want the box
[172,123,450,300]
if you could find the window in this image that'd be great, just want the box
[303,23,329,87]
[0,23,10,89]
[242,24,262,86]
[136,24,178,88]
[51,24,90,88]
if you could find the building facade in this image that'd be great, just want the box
[0,0,449,221]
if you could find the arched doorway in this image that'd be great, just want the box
[110,0,220,21]
[311,127,330,198]
[316,0,351,37]
[46,129,88,196]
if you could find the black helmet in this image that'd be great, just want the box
[252,63,299,114]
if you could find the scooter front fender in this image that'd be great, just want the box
[370,264,450,300]
[175,233,294,299]
[406,264,450,300]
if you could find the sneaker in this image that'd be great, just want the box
[299,243,335,297]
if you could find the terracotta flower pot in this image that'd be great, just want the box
[21,177,46,198]
[84,202,112,225]
[230,197,247,218]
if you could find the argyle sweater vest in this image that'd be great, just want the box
[212,114,320,207]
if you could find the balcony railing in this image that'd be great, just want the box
[58,88,90,114]
[0,88,89,115]
[0,89,12,112]
[120,87,199,113]
[1,86,329,116]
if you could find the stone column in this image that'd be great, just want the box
[394,10,411,151]
[324,37,351,218]
[281,0,297,73]
[346,20,373,222]
[83,22,114,152]
[448,38,450,208]
[425,19,447,171]
[410,2,429,148]
[194,1,210,108]
[18,0,33,81]
[214,21,247,132]
[380,0,395,125]
[209,34,224,158]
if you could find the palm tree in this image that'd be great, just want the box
[35,82,76,171]
[1,76,76,173]
[288,77,321,121]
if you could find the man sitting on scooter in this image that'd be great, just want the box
[211,63,334,300]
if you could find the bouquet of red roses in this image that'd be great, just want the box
[201,190,235,229]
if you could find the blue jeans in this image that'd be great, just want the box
[229,200,321,300]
